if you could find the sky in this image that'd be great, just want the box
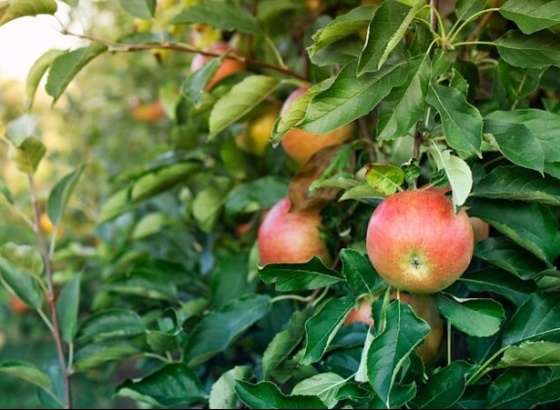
[0,2,80,82]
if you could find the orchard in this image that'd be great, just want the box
[1,0,560,409]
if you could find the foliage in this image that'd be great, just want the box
[1,0,560,408]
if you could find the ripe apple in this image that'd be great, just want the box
[280,87,357,165]
[235,104,281,157]
[257,197,331,266]
[366,189,474,294]
[190,41,246,90]
[344,292,444,365]
[129,100,166,122]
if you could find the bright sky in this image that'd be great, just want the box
[0,1,80,82]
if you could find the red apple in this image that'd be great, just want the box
[280,87,357,165]
[190,41,246,90]
[257,197,331,266]
[366,189,474,294]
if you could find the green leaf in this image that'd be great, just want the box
[427,145,473,208]
[473,166,560,206]
[209,366,253,409]
[77,309,146,342]
[258,257,344,292]
[0,181,14,205]
[103,268,179,301]
[185,294,271,367]
[414,361,474,409]
[495,30,560,69]
[377,54,431,141]
[47,164,86,225]
[367,300,429,408]
[131,212,172,239]
[426,82,483,157]
[500,0,560,34]
[0,242,44,278]
[0,255,43,310]
[5,113,39,145]
[46,43,108,103]
[263,309,309,378]
[119,0,155,19]
[25,49,65,109]
[235,380,327,409]
[192,177,232,233]
[0,0,57,26]
[340,248,386,296]
[8,136,47,175]
[435,294,505,338]
[181,55,224,107]
[0,360,51,391]
[503,292,560,346]
[224,176,289,219]
[292,372,346,408]
[172,1,262,34]
[56,274,81,343]
[455,0,486,21]
[117,363,205,408]
[500,341,560,367]
[468,198,560,265]
[300,61,408,134]
[357,0,422,74]
[209,75,280,140]
[487,367,560,409]
[364,164,405,196]
[301,297,355,365]
[73,340,142,371]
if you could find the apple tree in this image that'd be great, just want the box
[2,0,560,408]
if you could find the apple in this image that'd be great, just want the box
[280,87,357,165]
[257,197,331,266]
[470,217,490,244]
[129,99,166,122]
[9,295,30,315]
[344,292,444,364]
[190,41,246,90]
[236,104,281,157]
[366,189,474,294]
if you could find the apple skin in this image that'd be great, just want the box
[257,197,331,266]
[236,104,281,157]
[280,87,357,165]
[470,217,490,244]
[366,189,474,294]
[190,41,246,90]
[344,292,444,365]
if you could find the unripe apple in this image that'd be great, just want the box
[235,104,281,157]
[344,292,444,364]
[366,189,474,294]
[190,41,246,90]
[280,87,357,165]
[257,197,331,266]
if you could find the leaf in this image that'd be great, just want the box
[301,297,355,365]
[292,373,347,408]
[468,198,560,265]
[181,56,224,107]
[487,367,560,409]
[192,177,232,233]
[8,137,47,175]
[367,300,429,408]
[172,1,262,34]
[340,248,386,296]
[4,113,39,145]
[209,75,281,140]
[500,341,560,367]
[116,363,205,408]
[364,164,405,196]
[25,49,65,109]
[224,176,289,219]
[0,181,14,205]
[0,360,51,391]
[235,381,327,409]
[47,164,86,225]
[209,366,253,409]
[103,268,178,301]
[73,340,142,371]
[435,294,505,338]
[77,309,146,342]
[0,255,43,310]
[455,0,486,21]
[185,294,271,367]
[118,0,155,19]
[503,292,560,346]
[46,43,108,103]
[0,0,57,26]
[377,54,431,141]
[300,61,408,135]
[500,0,560,34]
[427,145,473,208]
[56,274,81,343]
[426,82,483,157]
[473,166,560,206]
[357,0,422,74]
[0,242,44,278]
[258,257,344,292]
[495,30,560,69]
[263,309,309,378]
